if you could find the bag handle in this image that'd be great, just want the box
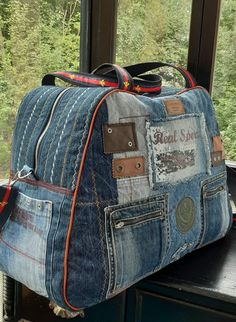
[124,62,196,88]
[42,63,162,94]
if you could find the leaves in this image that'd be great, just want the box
[0,0,235,177]
[0,0,80,177]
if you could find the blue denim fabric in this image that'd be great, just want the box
[1,85,232,311]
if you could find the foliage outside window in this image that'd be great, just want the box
[0,0,80,178]
[213,0,236,161]
[116,0,192,86]
[0,0,235,178]
[117,0,236,161]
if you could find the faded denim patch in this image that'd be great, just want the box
[147,114,210,185]
[0,192,52,297]
[106,92,151,204]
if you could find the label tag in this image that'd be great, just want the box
[212,136,225,162]
[112,156,145,178]
[0,184,18,230]
[147,116,208,184]
[164,99,185,116]
[103,123,138,154]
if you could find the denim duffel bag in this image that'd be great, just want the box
[0,62,232,312]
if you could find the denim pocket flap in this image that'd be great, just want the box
[200,173,231,246]
[105,194,168,295]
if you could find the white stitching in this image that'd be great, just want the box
[49,88,90,183]
[71,89,108,189]
[16,87,55,171]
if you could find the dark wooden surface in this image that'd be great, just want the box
[146,228,236,304]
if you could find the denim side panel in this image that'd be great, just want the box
[35,88,81,181]
[11,87,45,169]
[37,87,113,189]
[65,102,118,308]
[11,86,63,173]
[106,92,153,204]
[0,181,54,297]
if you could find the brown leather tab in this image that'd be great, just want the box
[211,151,224,166]
[213,136,224,151]
[103,123,138,154]
[164,99,185,116]
[212,135,225,160]
[112,156,145,178]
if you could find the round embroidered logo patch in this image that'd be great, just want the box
[176,197,195,233]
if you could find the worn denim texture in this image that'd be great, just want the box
[0,85,232,311]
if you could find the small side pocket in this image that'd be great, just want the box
[200,173,232,246]
[105,194,168,296]
[0,192,52,297]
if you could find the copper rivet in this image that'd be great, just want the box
[108,128,112,134]
[136,162,142,169]
[116,165,124,172]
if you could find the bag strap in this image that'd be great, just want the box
[124,62,196,88]
[42,63,162,94]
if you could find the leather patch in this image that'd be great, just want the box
[211,151,224,166]
[103,123,138,154]
[212,136,225,164]
[164,99,185,116]
[112,156,145,178]
[176,197,195,233]
[213,136,224,153]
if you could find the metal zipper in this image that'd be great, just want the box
[204,185,225,198]
[34,88,71,174]
[114,210,163,229]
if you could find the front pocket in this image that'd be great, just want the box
[105,194,168,295]
[0,192,52,297]
[200,173,232,246]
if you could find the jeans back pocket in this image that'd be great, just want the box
[200,173,232,246]
[105,194,168,296]
[0,192,52,297]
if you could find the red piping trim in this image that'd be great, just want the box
[177,86,209,95]
[0,185,11,214]
[63,89,132,310]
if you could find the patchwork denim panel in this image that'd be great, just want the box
[0,191,52,297]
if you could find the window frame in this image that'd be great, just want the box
[80,0,222,93]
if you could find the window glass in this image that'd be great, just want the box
[213,0,236,161]
[116,0,192,86]
[0,0,80,178]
